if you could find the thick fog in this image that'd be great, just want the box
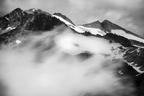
[0,28,135,96]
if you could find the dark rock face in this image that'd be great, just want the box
[0,8,27,30]
[0,8,144,96]
[24,9,62,31]
[0,8,63,46]
[0,8,63,31]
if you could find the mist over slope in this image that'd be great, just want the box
[0,8,144,96]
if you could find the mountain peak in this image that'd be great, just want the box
[0,8,144,96]
[0,8,144,75]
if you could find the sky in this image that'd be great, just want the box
[0,0,144,36]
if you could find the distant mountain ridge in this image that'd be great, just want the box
[0,8,144,76]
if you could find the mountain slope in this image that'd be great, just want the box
[0,8,144,96]
[1,8,144,75]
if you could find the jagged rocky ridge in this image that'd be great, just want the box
[0,8,144,95]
